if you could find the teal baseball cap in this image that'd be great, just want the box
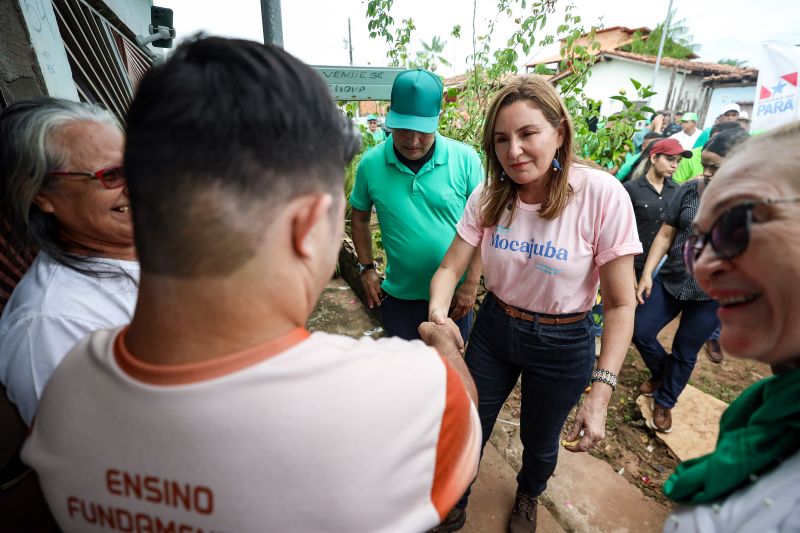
[385,69,443,133]
[367,113,378,121]
[681,112,699,122]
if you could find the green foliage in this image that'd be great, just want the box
[718,58,748,67]
[341,102,377,222]
[364,0,654,180]
[575,81,657,170]
[366,0,414,67]
[410,36,451,72]
[622,10,698,60]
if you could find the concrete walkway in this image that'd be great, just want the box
[637,384,728,462]
[490,416,670,533]
[464,443,564,533]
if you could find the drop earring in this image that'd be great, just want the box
[500,171,507,182]
[552,158,562,172]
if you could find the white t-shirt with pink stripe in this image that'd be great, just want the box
[457,165,642,314]
[23,327,481,533]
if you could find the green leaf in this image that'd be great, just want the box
[630,78,641,90]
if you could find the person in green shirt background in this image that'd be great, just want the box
[366,113,387,143]
[616,132,662,182]
[673,121,744,184]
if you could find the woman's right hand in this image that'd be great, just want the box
[636,275,652,304]
[428,307,450,325]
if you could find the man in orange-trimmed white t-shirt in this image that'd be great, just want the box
[22,37,480,533]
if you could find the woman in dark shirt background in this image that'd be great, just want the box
[632,128,750,434]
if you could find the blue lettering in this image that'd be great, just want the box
[489,233,569,262]
[758,99,795,116]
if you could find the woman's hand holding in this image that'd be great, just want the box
[562,386,611,453]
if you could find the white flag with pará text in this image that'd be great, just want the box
[751,41,800,133]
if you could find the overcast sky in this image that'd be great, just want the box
[157,0,798,76]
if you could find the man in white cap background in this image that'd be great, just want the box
[737,110,751,131]
[692,102,741,149]
[350,69,483,342]
[670,111,702,150]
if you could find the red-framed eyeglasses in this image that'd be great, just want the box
[48,165,126,190]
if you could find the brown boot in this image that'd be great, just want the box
[639,377,661,397]
[507,491,538,533]
[648,401,673,433]
[705,340,724,363]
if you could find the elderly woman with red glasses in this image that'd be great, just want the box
[633,128,750,433]
[0,99,138,425]
[661,121,800,531]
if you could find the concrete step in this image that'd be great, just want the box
[464,442,565,533]
[491,419,669,533]
[636,384,728,462]
[542,446,669,532]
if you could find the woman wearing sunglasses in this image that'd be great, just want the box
[633,128,750,433]
[662,121,800,531]
[0,99,138,425]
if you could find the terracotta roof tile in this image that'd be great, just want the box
[602,50,746,75]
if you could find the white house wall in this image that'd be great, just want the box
[577,58,705,123]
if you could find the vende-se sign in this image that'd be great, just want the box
[312,66,404,101]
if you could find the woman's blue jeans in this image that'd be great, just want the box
[632,278,719,408]
[457,295,595,506]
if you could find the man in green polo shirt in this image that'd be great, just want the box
[350,69,483,343]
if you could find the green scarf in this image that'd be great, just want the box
[664,366,800,504]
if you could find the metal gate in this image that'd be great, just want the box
[51,0,153,120]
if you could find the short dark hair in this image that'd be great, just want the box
[704,128,749,158]
[709,120,742,138]
[124,37,360,277]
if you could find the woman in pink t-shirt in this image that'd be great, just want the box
[428,76,641,531]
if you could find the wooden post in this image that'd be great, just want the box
[664,66,678,110]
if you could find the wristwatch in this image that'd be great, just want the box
[356,262,376,275]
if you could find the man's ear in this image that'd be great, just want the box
[32,192,56,214]
[291,193,333,258]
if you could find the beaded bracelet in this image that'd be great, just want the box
[590,368,618,391]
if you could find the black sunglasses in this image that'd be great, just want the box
[684,197,800,276]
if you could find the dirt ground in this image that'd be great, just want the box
[501,316,771,507]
